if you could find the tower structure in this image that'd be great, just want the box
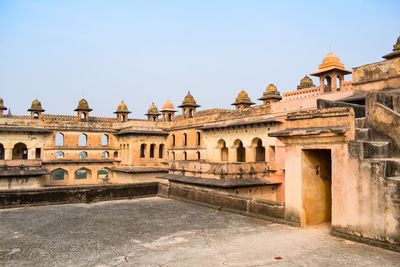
[75,99,92,121]
[114,101,131,122]
[178,91,200,118]
[297,75,314,90]
[0,98,7,117]
[160,100,177,122]
[231,90,255,110]
[28,99,45,119]
[145,103,160,121]
[258,84,282,105]
[310,53,351,93]
[383,36,400,60]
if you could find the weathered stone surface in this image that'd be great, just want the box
[0,183,158,208]
[1,197,400,266]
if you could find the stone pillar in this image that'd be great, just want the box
[228,147,236,162]
[319,78,325,93]
[5,148,12,160]
[29,148,35,160]
[331,75,337,92]
[246,146,255,162]
[340,79,344,91]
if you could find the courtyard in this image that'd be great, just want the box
[0,197,399,267]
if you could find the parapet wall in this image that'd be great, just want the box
[352,57,400,92]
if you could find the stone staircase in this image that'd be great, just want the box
[352,117,400,180]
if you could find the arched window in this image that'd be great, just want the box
[168,113,172,121]
[33,112,39,119]
[52,168,66,180]
[196,151,200,160]
[98,168,109,179]
[183,133,187,146]
[150,144,155,158]
[140,144,146,158]
[12,142,28,160]
[218,139,228,161]
[121,114,126,122]
[183,151,187,160]
[323,76,332,93]
[101,134,109,146]
[252,138,265,162]
[196,132,201,146]
[159,144,164,158]
[55,151,64,159]
[79,133,87,146]
[75,168,89,179]
[172,134,175,146]
[114,151,118,158]
[234,139,245,162]
[172,151,175,160]
[189,109,193,118]
[102,151,109,158]
[0,143,4,160]
[79,151,88,159]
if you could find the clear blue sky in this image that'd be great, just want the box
[0,0,399,118]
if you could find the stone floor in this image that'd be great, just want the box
[0,197,399,267]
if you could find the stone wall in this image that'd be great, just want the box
[352,57,400,93]
[165,181,288,223]
[366,91,400,150]
[0,182,159,208]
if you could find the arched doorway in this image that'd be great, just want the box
[0,143,4,160]
[252,138,265,162]
[234,139,245,162]
[12,143,28,160]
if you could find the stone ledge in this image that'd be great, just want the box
[166,182,285,219]
[0,182,159,208]
[269,126,348,137]
[331,228,400,253]
[112,167,168,173]
[159,174,281,188]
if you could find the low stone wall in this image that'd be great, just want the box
[0,182,159,208]
[164,181,293,225]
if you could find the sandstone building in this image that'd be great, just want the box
[1,37,400,251]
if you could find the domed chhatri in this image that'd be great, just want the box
[27,99,45,119]
[114,100,131,122]
[28,99,45,112]
[161,100,176,112]
[0,97,7,111]
[297,75,315,90]
[160,100,177,122]
[0,97,7,117]
[178,91,200,119]
[318,52,345,70]
[258,84,282,105]
[383,36,400,60]
[232,90,255,110]
[74,98,92,121]
[179,91,200,107]
[146,103,160,121]
[115,101,131,113]
[146,103,160,115]
[310,52,351,93]
[75,98,93,111]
